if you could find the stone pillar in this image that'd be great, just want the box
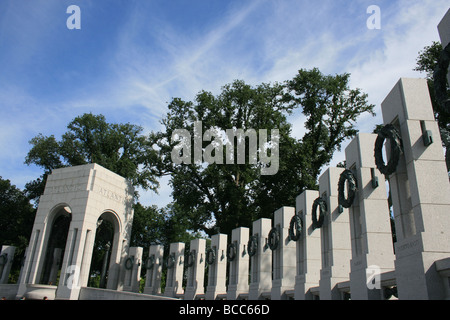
[123,247,143,293]
[248,218,272,300]
[271,207,296,300]
[318,167,352,300]
[164,242,185,298]
[57,220,97,300]
[380,78,450,299]
[227,227,250,300]
[184,238,206,300]
[294,190,321,300]
[143,244,164,295]
[205,234,227,300]
[345,133,395,300]
[0,246,16,284]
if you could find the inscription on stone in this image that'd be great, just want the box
[95,186,124,204]
[50,183,85,194]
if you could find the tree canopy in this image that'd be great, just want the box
[24,113,160,202]
[150,68,375,236]
[413,41,450,171]
[21,67,375,247]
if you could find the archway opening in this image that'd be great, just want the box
[39,206,72,285]
[88,212,117,288]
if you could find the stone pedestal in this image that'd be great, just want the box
[184,238,206,300]
[271,207,296,300]
[294,190,321,300]
[227,227,250,300]
[248,218,272,300]
[318,167,352,300]
[381,78,450,299]
[123,247,143,293]
[164,242,185,298]
[143,244,164,295]
[205,234,227,300]
[345,133,395,300]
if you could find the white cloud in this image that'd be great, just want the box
[1,0,449,208]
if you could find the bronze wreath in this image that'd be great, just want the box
[268,227,280,251]
[289,214,303,241]
[124,257,134,270]
[374,124,403,176]
[227,243,237,261]
[312,197,327,229]
[186,251,195,268]
[166,253,175,269]
[338,169,357,209]
[247,235,258,257]
[144,255,155,270]
[206,248,216,265]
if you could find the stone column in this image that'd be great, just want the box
[123,247,143,293]
[56,220,97,300]
[143,244,164,295]
[227,227,250,300]
[345,133,395,299]
[0,246,16,284]
[248,218,272,300]
[318,167,352,300]
[294,190,321,300]
[205,234,227,300]
[271,207,296,300]
[164,242,185,298]
[380,78,450,299]
[184,238,206,300]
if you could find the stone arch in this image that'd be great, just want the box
[17,163,135,300]
[38,204,72,285]
[88,210,123,288]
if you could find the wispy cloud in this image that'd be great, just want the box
[0,0,449,208]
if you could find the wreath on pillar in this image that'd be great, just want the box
[206,248,216,265]
[247,235,258,257]
[289,214,303,241]
[227,243,237,261]
[166,253,176,269]
[124,257,134,270]
[186,251,195,268]
[0,253,7,266]
[312,197,327,229]
[338,169,357,209]
[144,255,155,270]
[268,227,280,251]
[374,124,403,176]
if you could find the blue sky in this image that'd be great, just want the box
[0,0,448,208]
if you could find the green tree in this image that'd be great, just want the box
[0,177,36,282]
[25,113,160,202]
[414,41,450,171]
[150,68,375,236]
